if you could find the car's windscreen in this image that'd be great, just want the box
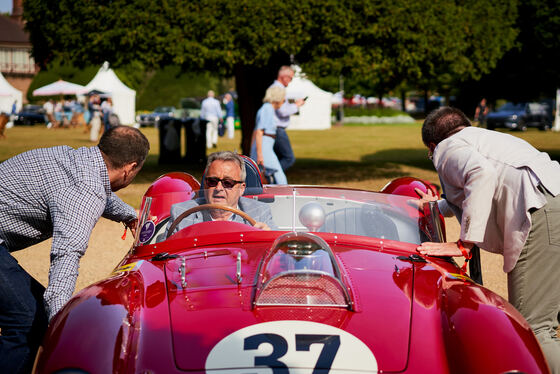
[136,188,433,246]
[498,102,525,111]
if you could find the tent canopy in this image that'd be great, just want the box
[0,72,22,114]
[285,66,333,130]
[33,79,86,96]
[84,62,136,124]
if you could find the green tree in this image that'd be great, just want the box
[465,0,560,105]
[24,0,518,153]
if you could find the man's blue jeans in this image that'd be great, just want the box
[273,127,296,172]
[0,243,48,374]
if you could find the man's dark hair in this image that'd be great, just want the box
[422,107,471,146]
[98,126,150,168]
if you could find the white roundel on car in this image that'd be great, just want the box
[205,320,378,373]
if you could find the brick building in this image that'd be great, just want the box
[0,0,38,103]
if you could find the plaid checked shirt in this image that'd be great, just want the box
[0,146,136,320]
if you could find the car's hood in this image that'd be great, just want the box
[164,241,414,373]
[487,109,524,118]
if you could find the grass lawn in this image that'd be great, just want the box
[2,122,559,209]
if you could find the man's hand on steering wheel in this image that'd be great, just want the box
[253,222,270,230]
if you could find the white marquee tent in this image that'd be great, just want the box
[285,66,333,130]
[0,71,22,115]
[84,62,136,124]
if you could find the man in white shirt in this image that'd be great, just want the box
[416,107,560,372]
[43,100,55,128]
[200,90,223,149]
[269,66,305,171]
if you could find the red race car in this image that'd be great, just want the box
[33,169,549,373]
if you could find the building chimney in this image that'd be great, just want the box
[11,0,24,25]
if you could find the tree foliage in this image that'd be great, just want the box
[24,0,519,153]
[468,0,560,103]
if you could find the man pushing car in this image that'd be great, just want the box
[416,107,560,373]
[0,126,150,373]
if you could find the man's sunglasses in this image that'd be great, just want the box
[205,177,244,189]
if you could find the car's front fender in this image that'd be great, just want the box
[34,260,177,374]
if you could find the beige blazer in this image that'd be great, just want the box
[433,126,560,272]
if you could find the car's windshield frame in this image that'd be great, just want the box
[135,187,439,247]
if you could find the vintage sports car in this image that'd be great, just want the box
[33,166,549,373]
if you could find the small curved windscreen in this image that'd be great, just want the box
[254,232,351,308]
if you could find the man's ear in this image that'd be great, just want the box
[124,161,138,174]
[428,142,437,153]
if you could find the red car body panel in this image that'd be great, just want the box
[33,181,549,374]
[163,240,413,372]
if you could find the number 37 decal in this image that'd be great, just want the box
[206,321,378,373]
[244,333,340,373]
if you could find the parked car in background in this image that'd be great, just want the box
[486,102,551,131]
[13,105,45,126]
[179,97,202,118]
[136,106,176,127]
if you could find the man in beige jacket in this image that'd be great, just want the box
[416,107,560,373]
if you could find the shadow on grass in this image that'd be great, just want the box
[134,148,434,187]
[288,148,434,185]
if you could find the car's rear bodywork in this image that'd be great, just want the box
[34,178,549,374]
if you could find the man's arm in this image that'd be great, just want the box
[411,188,455,218]
[103,192,137,235]
[165,199,201,238]
[275,101,299,119]
[255,129,264,165]
[241,198,277,230]
[45,188,105,321]
[214,100,223,118]
[103,192,136,222]
[437,143,498,243]
[259,205,277,230]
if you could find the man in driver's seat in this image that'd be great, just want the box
[166,151,275,237]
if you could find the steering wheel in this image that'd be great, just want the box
[166,203,257,239]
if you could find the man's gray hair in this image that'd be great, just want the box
[278,65,294,77]
[205,151,246,181]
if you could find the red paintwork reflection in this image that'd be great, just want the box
[401,260,549,373]
[35,261,180,374]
